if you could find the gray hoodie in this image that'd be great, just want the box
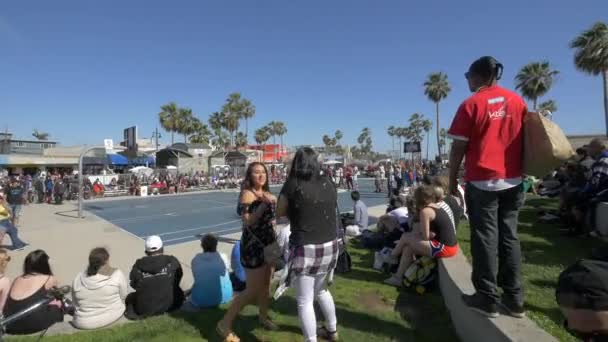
[72,267,128,330]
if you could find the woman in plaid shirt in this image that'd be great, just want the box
[277,147,340,342]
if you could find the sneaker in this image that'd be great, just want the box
[462,293,498,318]
[317,326,339,341]
[383,275,402,287]
[500,299,525,318]
[11,243,29,251]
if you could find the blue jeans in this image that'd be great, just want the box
[0,219,27,249]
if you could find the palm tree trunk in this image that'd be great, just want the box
[391,137,395,159]
[280,135,284,161]
[273,136,276,161]
[436,102,441,158]
[184,134,188,143]
[604,70,608,137]
[426,133,430,161]
[171,131,174,145]
[245,119,249,145]
[533,97,538,111]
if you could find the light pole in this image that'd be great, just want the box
[78,146,104,218]
[152,128,161,152]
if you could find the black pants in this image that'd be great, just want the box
[465,183,525,305]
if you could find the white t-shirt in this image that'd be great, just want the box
[388,207,409,226]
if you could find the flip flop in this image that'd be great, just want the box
[216,322,240,342]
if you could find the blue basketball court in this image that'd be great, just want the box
[85,179,388,246]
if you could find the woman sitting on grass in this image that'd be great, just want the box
[72,247,128,330]
[384,185,458,287]
[3,250,65,334]
[0,249,12,312]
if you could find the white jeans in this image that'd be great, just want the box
[294,272,337,342]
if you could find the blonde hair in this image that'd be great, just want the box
[431,176,449,201]
[0,249,11,274]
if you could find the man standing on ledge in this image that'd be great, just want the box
[448,56,527,319]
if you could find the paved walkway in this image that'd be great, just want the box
[4,201,386,336]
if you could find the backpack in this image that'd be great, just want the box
[556,259,608,311]
[402,256,437,288]
[556,259,608,338]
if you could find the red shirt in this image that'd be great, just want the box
[448,85,528,182]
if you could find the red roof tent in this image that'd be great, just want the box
[247,144,288,163]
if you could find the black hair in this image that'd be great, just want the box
[23,249,53,276]
[145,247,164,256]
[576,147,587,156]
[351,191,361,201]
[201,234,218,253]
[87,247,109,276]
[241,162,270,192]
[289,147,320,181]
[468,56,503,83]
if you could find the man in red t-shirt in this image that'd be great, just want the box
[448,56,527,319]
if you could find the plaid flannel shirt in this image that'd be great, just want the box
[290,239,339,276]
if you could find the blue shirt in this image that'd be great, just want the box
[190,252,233,308]
[354,200,368,229]
[231,242,246,282]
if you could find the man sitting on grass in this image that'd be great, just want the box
[125,235,184,319]
[189,234,233,308]
[345,191,368,237]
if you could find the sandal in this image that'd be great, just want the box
[318,326,339,341]
[259,317,278,331]
[216,322,240,342]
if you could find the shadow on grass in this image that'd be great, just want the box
[274,296,415,341]
[171,308,269,342]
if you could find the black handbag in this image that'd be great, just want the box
[335,204,352,274]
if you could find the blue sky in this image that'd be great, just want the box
[1,0,607,157]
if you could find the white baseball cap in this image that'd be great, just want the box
[145,235,163,253]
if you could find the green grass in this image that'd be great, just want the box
[8,241,457,342]
[457,196,606,342]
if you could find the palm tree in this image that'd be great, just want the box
[255,127,271,161]
[177,108,195,143]
[208,112,224,131]
[424,72,451,157]
[211,128,230,150]
[335,130,343,147]
[439,128,448,158]
[223,112,240,148]
[159,102,180,144]
[235,132,247,149]
[538,100,558,115]
[387,126,396,159]
[241,98,255,143]
[268,121,283,161]
[189,120,212,145]
[515,61,560,110]
[274,122,287,160]
[571,22,608,136]
[32,129,50,141]
[422,119,433,161]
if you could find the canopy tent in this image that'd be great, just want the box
[323,160,341,165]
[130,155,156,166]
[107,154,128,166]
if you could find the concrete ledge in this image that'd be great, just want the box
[439,250,557,342]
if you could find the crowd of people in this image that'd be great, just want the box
[2,55,607,340]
